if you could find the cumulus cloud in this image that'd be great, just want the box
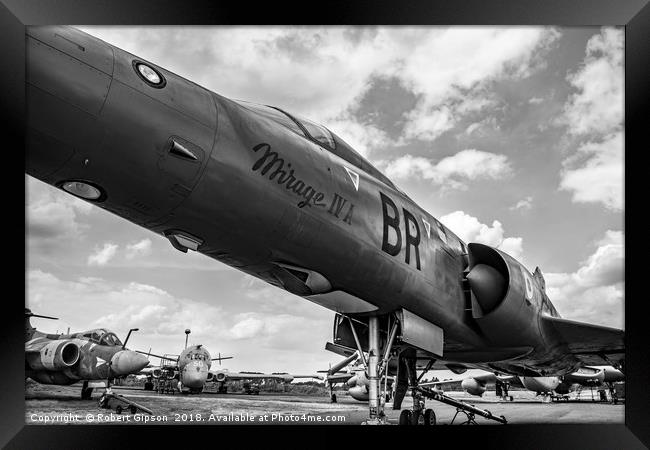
[27,269,228,342]
[398,27,559,142]
[80,26,559,157]
[227,312,330,353]
[26,176,93,242]
[384,149,512,189]
[464,117,500,137]
[544,230,623,328]
[559,27,624,211]
[125,238,152,259]
[229,315,266,340]
[87,243,118,266]
[562,28,623,137]
[560,132,623,210]
[439,210,524,261]
[510,196,533,211]
[326,117,389,158]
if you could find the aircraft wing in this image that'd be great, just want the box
[419,369,496,386]
[419,370,518,389]
[210,371,318,382]
[540,316,624,367]
[326,373,353,384]
[135,350,178,363]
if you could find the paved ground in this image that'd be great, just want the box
[25,384,624,425]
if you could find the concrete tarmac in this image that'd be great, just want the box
[25,384,624,425]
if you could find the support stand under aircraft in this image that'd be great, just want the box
[334,312,507,425]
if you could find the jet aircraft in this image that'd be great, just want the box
[25,309,150,399]
[208,369,318,394]
[424,365,624,402]
[24,26,625,424]
[141,344,231,394]
[140,329,311,393]
[138,328,233,393]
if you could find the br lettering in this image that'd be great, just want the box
[380,192,421,270]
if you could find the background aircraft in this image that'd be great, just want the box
[423,365,624,402]
[139,328,232,393]
[141,329,314,393]
[207,369,318,394]
[25,309,149,399]
[24,25,624,424]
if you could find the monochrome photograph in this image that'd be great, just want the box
[24,24,624,427]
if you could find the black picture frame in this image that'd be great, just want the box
[4,0,648,448]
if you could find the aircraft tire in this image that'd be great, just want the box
[331,393,337,403]
[130,405,137,414]
[423,409,436,426]
[115,405,122,414]
[411,410,422,425]
[398,409,412,425]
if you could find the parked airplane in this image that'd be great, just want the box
[208,369,318,394]
[553,365,624,402]
[422,369,516,399]
[424,365,624,402]
[141,344,232,394]
[138,328,232,393]
[25,26,625,424]
[25,308,149,399]
[141,329,313,393]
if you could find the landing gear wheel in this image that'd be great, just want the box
[399,409,412,425]
[411,410,422,425]
[330,393,337,403]
[424,409,436,426]
[115,405,123,414]
[144,381,153,391]
[130,405,137,414]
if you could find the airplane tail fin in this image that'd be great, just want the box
[25,308,58,340]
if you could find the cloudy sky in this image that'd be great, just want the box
[26,26,624,374]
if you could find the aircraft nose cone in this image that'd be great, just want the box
[467,264,507,314]
[182,362,208,389]
[111,350,149,376]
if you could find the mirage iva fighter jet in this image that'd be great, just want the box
[24,26,625,424]
[25,309,149,399]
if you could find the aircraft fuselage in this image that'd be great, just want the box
[26,26,585,379]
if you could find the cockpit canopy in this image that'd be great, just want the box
[77,328,123,346]
[233,100,398,190]
[180,345,211,362]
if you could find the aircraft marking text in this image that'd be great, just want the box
[380,192,421,270]
[251,143,355,225]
